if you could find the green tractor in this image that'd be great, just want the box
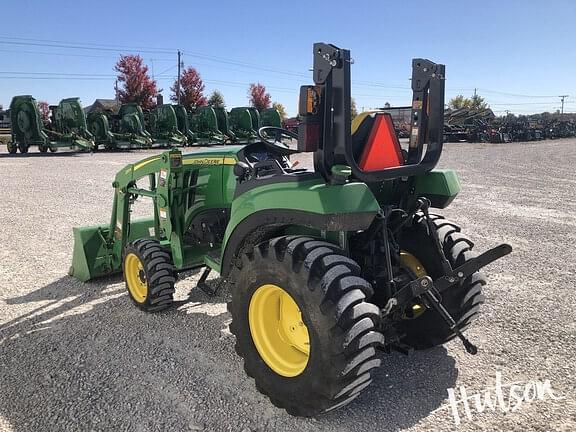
[8,96,94,154]
[70,43,511,416]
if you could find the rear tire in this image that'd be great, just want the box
[122,239,175,312]
[396,214,486,349]
[228,236,383,416]
[18,143,28,154]
[7,143,17,154]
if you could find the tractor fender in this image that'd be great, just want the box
[220,179,380,276]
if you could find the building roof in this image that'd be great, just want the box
[84,99,120,115]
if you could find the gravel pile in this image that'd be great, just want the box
[0,140,574,431]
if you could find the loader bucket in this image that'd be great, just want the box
[69,224,116,282]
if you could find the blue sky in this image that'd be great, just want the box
[0,1,575,116]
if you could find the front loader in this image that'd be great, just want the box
[70,42,511,416]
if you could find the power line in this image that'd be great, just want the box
[0,35,176,51]
[0,35,572,109]
[0,36,412,90]
[475,87,558,98]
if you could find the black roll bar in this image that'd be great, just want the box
[311,43,445,182]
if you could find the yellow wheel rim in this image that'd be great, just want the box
[125,253,148,303]
[248,284,310,377]
[400,251,428,319]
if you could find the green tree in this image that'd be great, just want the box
[272,102,287,121]
[448,94,488,110]
[207,90,225,108]
[351,97,358,118]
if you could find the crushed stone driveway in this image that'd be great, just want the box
[0,139,575,431]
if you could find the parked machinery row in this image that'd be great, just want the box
[443,108,576,143]
[4,95,282,154]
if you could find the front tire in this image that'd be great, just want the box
[396,214,486,349]
[228,236,384,416]
[122,239,175,312]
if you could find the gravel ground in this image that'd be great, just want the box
[0,139,575,431]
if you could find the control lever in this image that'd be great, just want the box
[422,289,478,355]
[382,275,478,355]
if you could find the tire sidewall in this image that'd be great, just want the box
[232,254,342,405]
[123,243,154,310]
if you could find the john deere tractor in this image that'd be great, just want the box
[70,43,511,416]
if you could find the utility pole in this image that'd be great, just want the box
[559,95,568,114]
[177,50,182,105]
[114,79,118,102]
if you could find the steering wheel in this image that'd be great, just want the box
[257,126,299,156]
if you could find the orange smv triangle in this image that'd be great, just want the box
[358,114,404,171]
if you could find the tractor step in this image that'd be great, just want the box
[203,250,221,272]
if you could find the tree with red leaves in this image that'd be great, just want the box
[248,83,271,111]
[115,55,158,109]
[37,101,50,124]
[171,67,207,110]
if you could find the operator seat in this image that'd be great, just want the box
[351,111,405,171]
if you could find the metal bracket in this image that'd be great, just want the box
[435,243,512,293]
[197,267,220,297]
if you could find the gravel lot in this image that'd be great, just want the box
[0,139,575,431]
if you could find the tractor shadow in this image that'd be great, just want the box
[0,274,457,432]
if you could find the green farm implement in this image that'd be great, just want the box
[87,103,153,150]
[213,107,236,142]
[260,108,282,128]
[8,96,94,154]
[189,106,227,145]
[70,43,511,416]
[147,104,187,146]
[173,104,196,143]
[228,107,260,142]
